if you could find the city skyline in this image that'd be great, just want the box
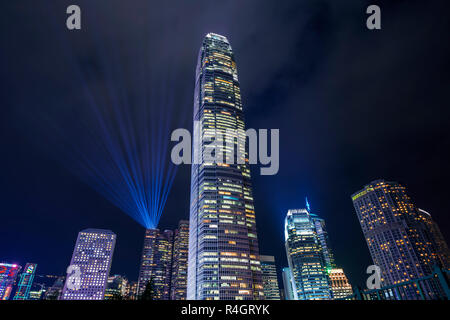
[2,177,450,300]
[2,0,450,298]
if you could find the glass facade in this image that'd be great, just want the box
[188,33,263,300]
[171,220,189,300]
[260,255,281,300]
[61,229,116,300]
[137,228,173,300]
[284,209,331,300]
[352,179,442,299]
[281,267,295,300]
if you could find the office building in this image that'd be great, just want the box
[352,179,443,299]
[418,208,450,270]
[105,275,128,300]
[281,267,295,300]
[188,32,263,300]
[171,220,189,300]
[284,209,331,300]
[329,268,353,299]
[60,229,116,300]
[13,263,37,300]
[260,255,281,300]
[137,228,173,300]
[0,263,21,300]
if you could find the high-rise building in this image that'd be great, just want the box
[329,268,353,299]
[310,214,335,271]
[188,33,263,300]
[352,179,442,299]
[171,220,189,300]
[137,228,173,300]
[260,255,281,300]
[418,208,450,270]
[105,275,128,300]
[13,263,37,300]
[0,263,21,300]
[284,209,331,300]
[61,229,116,300]
[281,267,295,300]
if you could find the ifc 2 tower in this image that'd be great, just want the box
[187,33,264,300]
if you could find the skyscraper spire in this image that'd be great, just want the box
[305,196,311,212]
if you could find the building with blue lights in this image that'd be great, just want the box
[137,228,174,300]
[260,255,281,300]
[284,209,332,300]
[0,263,21,300]
[187,33,264,300]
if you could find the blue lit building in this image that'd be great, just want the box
[284,209,331,300]
[281,267,295,300]
[13,263,37,300]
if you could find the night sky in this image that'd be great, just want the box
[2,0,450,288]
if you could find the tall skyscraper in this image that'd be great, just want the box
[329,268,353,299]
[418,208,450,270]
[352,179,442,299]
[61,229,116,300]
[284,209,331,300]
[0,263,21,300]
[171,220,189,300]
[13,263,37,300]
[188,33,263,300]
[43,276,65,300]
[260,255,281,300]
[137,228,173,300]
[281,267,295,300]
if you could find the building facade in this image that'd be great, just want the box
[418,208,450,270]
[43,276,65,300]
[260,255,281,300]
[61,229,116,300]
[105,275,128,300]
[281,267,295,300]
[13,263,37,300]
[329,268,353,299]
[188,33,263,300]
[137,228,173,300]
[352,179,442,299]
[284,209,331,300]
[171,220,189,300]
[0,263,21,300]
